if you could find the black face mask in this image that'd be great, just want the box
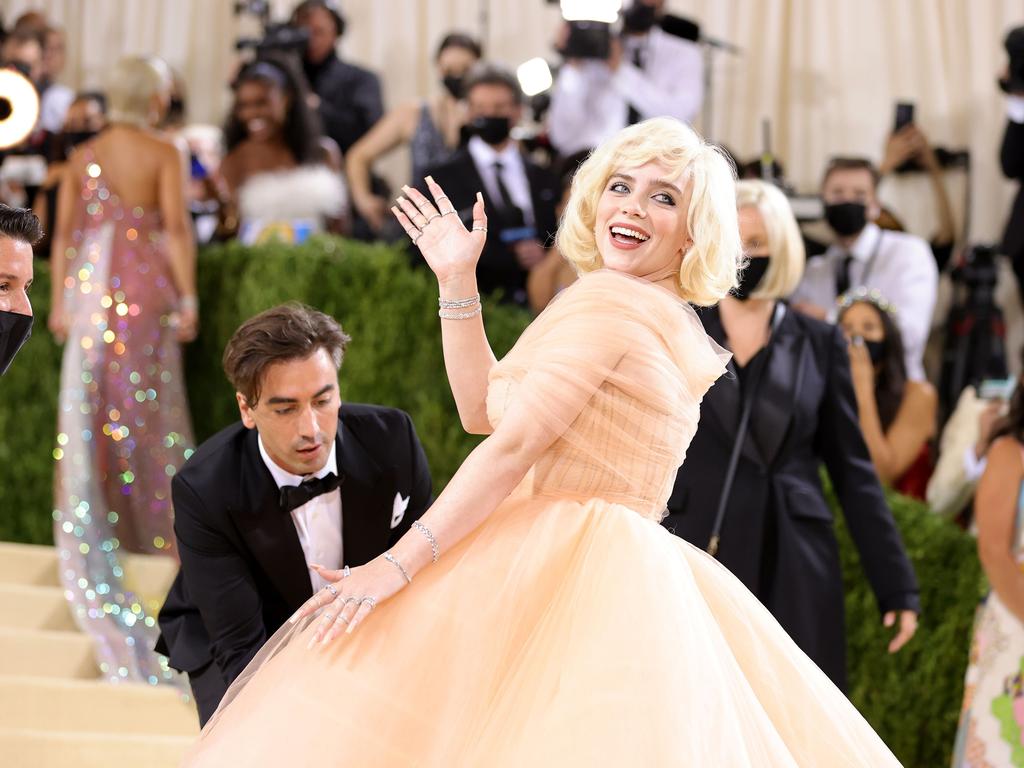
[864,339,886,366]
[622,3,658,33]
[470,116,511,146]
[0,309,32,376]
[824,202,867,238]
[733,256,770,301]
[442,75,464,99]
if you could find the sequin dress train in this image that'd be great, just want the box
[52,149,193,686]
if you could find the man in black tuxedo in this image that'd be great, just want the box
[415,64,559,307]
[156,303,431,725]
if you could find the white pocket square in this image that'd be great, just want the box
[391,493,410,529]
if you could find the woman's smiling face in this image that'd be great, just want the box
[593,160,693,278]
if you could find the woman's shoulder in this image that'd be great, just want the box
[904,379,938,407]
[988,434,1024,470]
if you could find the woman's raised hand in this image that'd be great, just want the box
[392,177,488,284]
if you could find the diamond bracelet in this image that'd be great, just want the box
[438,294,480,309]
[438,305,482,321]
[412,521,440,563]
[384,552,412,584]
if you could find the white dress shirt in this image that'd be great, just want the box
[791,222,938,381]
[547,27,704,157]
[258,435,343,592]
[467,135,535,228]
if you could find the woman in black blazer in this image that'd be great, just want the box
[664,180,920,690]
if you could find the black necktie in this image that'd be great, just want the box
[492,160,524,227]
[627,46,645,125]
[835,253,856,297]
[279,473,341,513]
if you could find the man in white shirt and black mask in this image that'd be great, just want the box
[414,65,559,307]
[156,303,432,725]
[792,157,938,381]
[547,0,704,158]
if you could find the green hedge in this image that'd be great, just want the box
[0,237,984,766]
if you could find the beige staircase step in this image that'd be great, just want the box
[0,541,179,600]
[0,583,77,632]
[0,627,99,679]
[0,727,194,768]
[0,675,199,735]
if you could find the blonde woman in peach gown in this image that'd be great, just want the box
[185,118,903,766]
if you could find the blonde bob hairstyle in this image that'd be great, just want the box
[556,117,741,306]
[107,56,172,128]
[735,180,806,301]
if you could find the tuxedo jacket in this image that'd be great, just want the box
[307,54,384,156]
[415,148,560,305]
[663,305,919,689]
[156,403,431,690]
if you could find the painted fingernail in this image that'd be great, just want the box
[346,622,355,634]
[306,633,318,650]
[426,175,435,184]
[288,610,300,624]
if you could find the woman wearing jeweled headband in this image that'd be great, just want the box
[48,55,196,686]
[185,118,905,766]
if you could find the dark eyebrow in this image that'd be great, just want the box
[609,173,682,193]
[0,273,20,281]
[265,383,335,405]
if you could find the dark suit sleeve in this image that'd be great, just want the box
[388,411,433,545]
[813,326,921,615]
[172,475,268,687]
[1001,120,1024,180]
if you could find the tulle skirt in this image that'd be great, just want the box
[185,487,902,766]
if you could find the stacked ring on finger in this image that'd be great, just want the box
[424,213,441,225]
[360,597,377,609]
[325,584,338,598]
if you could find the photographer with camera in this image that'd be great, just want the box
[999,25,1024,302]
[547,0,703,158]
[290,0,383,158]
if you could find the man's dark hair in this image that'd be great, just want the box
[224,53,324,165]
[463,63,523,105]
[291,0,346,37]
[435,32,483,61]
[222,302,351,407]
[821,157,881,191]
[0,205,43,245]
[75,90,108,114]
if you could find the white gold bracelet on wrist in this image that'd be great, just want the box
[384,552,412,584]
[438,293,480,309]
[412,521,440,563]
[438,305,482,321]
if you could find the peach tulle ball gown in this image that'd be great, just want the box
[184,270,902,767]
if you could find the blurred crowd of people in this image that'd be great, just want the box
[6,2,1024,759]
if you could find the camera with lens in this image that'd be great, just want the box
[954,244,1000,307]
[233,0,309,56]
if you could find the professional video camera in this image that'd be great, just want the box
[233,0,309,57]
[939,244,1009,418]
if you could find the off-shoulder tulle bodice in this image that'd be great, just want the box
[486,270,730,520]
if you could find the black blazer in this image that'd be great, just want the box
[156,404,431,689]
[305,55,384,156]
[416,148,560,305]
[663,305,920,689]
[1001,119,1024,270]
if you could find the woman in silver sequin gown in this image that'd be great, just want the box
[48,57,197,686]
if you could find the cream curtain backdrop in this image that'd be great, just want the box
[3,0,1021,242]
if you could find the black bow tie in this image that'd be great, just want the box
[279,473,342,513]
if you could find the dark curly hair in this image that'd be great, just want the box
[224,53,323,166]
[838,297,907,431]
